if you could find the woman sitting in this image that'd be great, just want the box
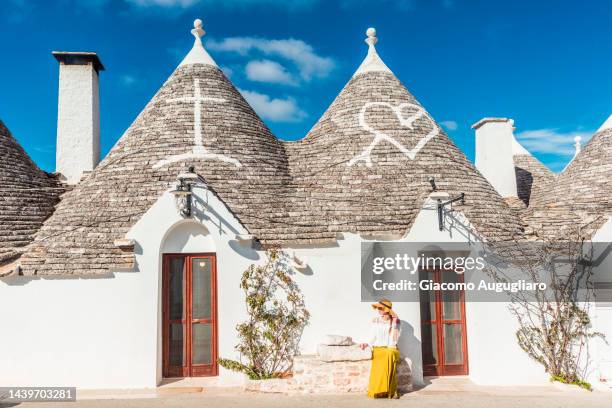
[359,299,401,399]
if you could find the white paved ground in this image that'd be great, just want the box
[10,386,612,408]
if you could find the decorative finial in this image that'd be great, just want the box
[178,17,218,67]
[353,26,391,76]
[365,27,378,47]
[192,18,205,39]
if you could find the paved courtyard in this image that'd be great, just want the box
[8,379,612,408]
[9,391,612,408]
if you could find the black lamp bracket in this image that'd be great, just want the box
[437,193,465,231]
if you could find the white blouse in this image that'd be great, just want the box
[367,316,401,348]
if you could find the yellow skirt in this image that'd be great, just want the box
[367,346,400,398]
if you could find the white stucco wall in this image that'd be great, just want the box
[0,273,158,388]
[592,306,612,383]
[56,62,100,184]
[592,218,612,242]
[0,191,553,389]
[589,217,612,385]
[465,301,549,385]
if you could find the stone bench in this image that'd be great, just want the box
[244,354,412,395]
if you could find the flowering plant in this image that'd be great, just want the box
[219,249,310,379]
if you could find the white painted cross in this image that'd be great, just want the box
[153,77,242,169]
[153,19,241,169]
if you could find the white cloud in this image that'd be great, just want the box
[239,89,306,122]
[220,66,234,78]
[124,0,317,9]
[120,74,138,86]
[440,120,458,131]
[11,0,317,15]
[208,37,334,81]
[515,128,593,156]
[245,59,297,85]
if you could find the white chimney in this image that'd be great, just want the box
[472,117,518,198]
[53,51,104,184]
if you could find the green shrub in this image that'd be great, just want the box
[550,374,592,391]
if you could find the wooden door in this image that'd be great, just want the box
[163,253,218,377]
[420,269,469,376]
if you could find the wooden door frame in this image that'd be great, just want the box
[162,253,218,378]
[421,268,469,376]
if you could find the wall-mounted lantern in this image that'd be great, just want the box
[170,166,199,217]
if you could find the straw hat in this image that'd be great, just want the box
[371,299,397,317]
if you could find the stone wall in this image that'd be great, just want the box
[244,355,412,395]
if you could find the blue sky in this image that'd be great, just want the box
[0,0,611,173]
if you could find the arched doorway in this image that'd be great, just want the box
[160,222,218,377]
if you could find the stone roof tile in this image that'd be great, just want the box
[522,127,611,239]
[0,120,64,269]
[513,154,554,207]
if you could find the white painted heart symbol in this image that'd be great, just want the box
[348,101,439,167]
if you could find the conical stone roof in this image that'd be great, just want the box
[512,137,554,207]
[21,23,292,275]
[0,120,63,268]
[281,31,521,244]
[21,24,522,275]
[523,123,612,239]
